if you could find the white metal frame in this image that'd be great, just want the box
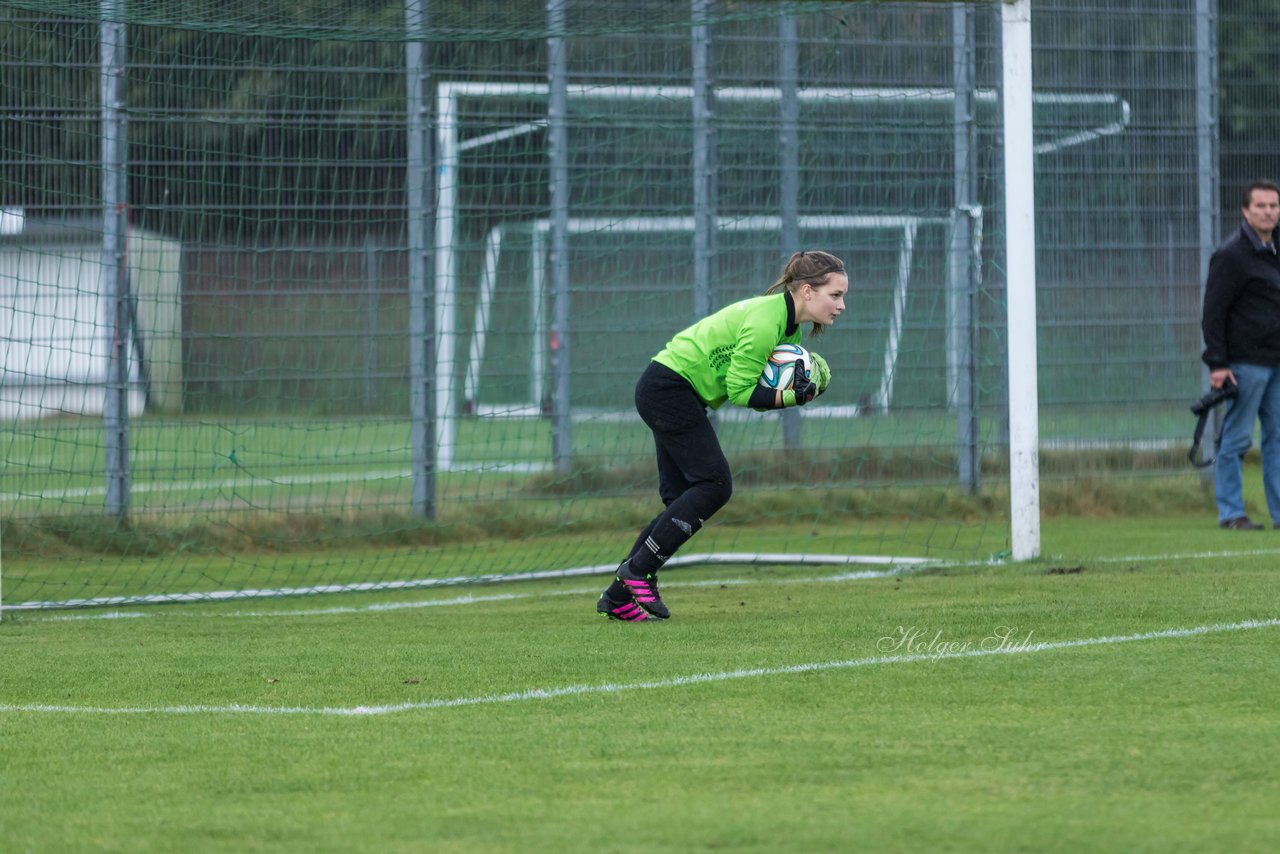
[463,214,949,421]
[436,79,1126,467]
[1002,0,1040,560]
[440,37,1092,557]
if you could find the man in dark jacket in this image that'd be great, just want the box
[1202,179,1280,529]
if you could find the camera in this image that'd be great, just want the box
[1191,380,1238,417]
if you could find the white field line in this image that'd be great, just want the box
[4,553,938,612]
[2,618,1275,717]
[17,573,865,623]
[13,544,1280,617]
[23,543,1266,620]
[33,591,541,621]
[0,469,413,504]
[1087,548,1280,562]
[0,462,556,505]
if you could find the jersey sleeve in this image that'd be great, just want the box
[747,384,781,410]
[723,304,786,407]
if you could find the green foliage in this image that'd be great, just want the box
[1219,0,1280,136]
[4,1,1270,237]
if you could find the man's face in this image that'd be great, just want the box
[1242,188,1280,239]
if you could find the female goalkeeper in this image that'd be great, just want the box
[597,250,847,621]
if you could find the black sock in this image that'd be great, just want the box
[603,571,630,601]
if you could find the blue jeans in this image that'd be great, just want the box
[1214,362,1280,523]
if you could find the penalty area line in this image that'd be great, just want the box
[2,617,1276,717]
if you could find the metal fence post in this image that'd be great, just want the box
[101,0,130,519]
[547,0,573,473]
[406,0,436,516]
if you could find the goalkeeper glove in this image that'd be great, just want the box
[781,360,818,407]
[810,352,830,396]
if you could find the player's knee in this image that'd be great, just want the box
[702,472,733,512]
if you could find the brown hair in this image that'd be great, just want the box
[764,250,846,336]
[1242,179,1280,207]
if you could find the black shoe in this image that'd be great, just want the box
[596,589,650,621]
[616,560,670,619]
[1220,516,1264,530]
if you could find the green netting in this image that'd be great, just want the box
[4,0,967,41]
[1,0,1273,611]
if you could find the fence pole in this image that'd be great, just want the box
[1195,0,1221,486]
[547,0,573,473]
[950,4,980,493]
[778,13,802,449]
[406,0,436,516]
[692,0,716,325]
[101,0,130,519]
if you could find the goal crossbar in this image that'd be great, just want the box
[436,52,1108,559]
[435,80,1128,470]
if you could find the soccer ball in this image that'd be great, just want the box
[758,343,812,390]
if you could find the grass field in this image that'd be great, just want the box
[0,405,1208,612]
[0,407,1192,515]
[3,510,1280,852]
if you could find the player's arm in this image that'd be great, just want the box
[743,357,818,410]
[727,324,794,408]
[747,383,783,410]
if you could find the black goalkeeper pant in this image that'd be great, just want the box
[624,361,734,575]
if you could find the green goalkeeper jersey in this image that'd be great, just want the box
[652,291,801,409]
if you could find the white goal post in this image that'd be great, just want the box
[434,9,1120,561]
[461,213,955,421]
[434,79,1126,450]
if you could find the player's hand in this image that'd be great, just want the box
[782,360,818,407]
[810,352,830,395]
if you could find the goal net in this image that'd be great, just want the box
[461,212,948,425]
[436,79,1121,473]
[2,1,1164,615]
